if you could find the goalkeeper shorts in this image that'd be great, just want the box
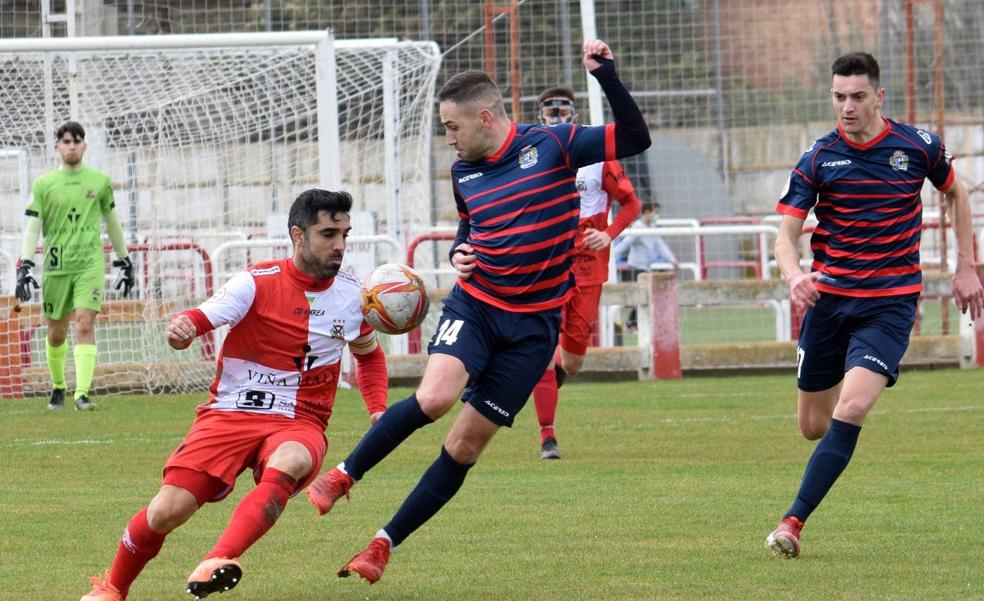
[41,263,105,320]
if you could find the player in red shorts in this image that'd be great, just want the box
[79,190,388,601]
[531,85,641,459]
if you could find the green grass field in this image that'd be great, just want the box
[2,370,982,600]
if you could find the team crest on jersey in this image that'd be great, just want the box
[330,319,346,340]
[85,189,95,200]
[518,145,538,169]
[889,150,909,172]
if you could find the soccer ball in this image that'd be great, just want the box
[361,263,430,335]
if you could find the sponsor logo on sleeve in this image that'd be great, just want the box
[249,265,281,276]
[457,172,483,183]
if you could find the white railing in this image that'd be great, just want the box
[210,235,402,292]
[619,224,779,280]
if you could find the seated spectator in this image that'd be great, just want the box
[613,202,678,283]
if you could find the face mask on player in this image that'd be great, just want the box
[539,98,576,125]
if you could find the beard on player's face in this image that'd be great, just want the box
[298,235,343,280]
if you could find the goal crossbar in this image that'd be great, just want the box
[0,31,401,52]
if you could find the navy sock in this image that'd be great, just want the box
[383,446,473,547]
[786,418,862,522]
[343,394,433,481]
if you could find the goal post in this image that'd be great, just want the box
[0,31,442,398]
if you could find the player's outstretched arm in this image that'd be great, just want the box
[943,178,984,319]
[351,333,388,424]
[583,39,651,158]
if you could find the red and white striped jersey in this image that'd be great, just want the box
[571,160,640,286]
[183,258,373,428]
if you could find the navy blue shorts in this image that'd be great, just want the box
[796,293,918,392]
[427,286,561,427]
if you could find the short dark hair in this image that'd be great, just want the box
[438,70,502,106]
[56,121,85,141]
[537,85,575,105]
[831,52,880,88]
[288,189,353,234]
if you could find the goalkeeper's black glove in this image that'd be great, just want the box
[15,259,39,303]
[113,256,136,297]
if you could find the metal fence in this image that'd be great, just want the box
[1,0,981,350]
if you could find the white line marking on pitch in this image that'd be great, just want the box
[1,434,177,450]
[656,405,982,425]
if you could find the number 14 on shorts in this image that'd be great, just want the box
[433,319,464,346]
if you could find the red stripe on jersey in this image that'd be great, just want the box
[470,269,572,295]
[814,226,918,245]
[464,165,569,204]
[473,229,577,255]
[792,168,816,186]
[469,176,576,217]
[824,191,917,200]
[829,177,923,186]
[823,204,921,228]
[776,203,809,219]
[477,251,569,276]
[470,207,580,241]
[813,240,920,260]
[817,202,913,215]
[821,263,921,278]
[605,123,616,161]
[816,281,922,298]
[482,191,580,226]
[458,279,571,313]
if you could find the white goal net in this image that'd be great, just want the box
[0,31,441,398]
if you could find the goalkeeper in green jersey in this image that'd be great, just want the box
[15,121,135,411]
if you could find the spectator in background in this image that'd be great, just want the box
[614,202,678,283]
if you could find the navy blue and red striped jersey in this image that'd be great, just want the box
[452,121,615,312]
[777,117,954,298]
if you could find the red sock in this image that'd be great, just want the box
[108,507,167,597]
[207,468,296,559]
[533,367,558,444]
